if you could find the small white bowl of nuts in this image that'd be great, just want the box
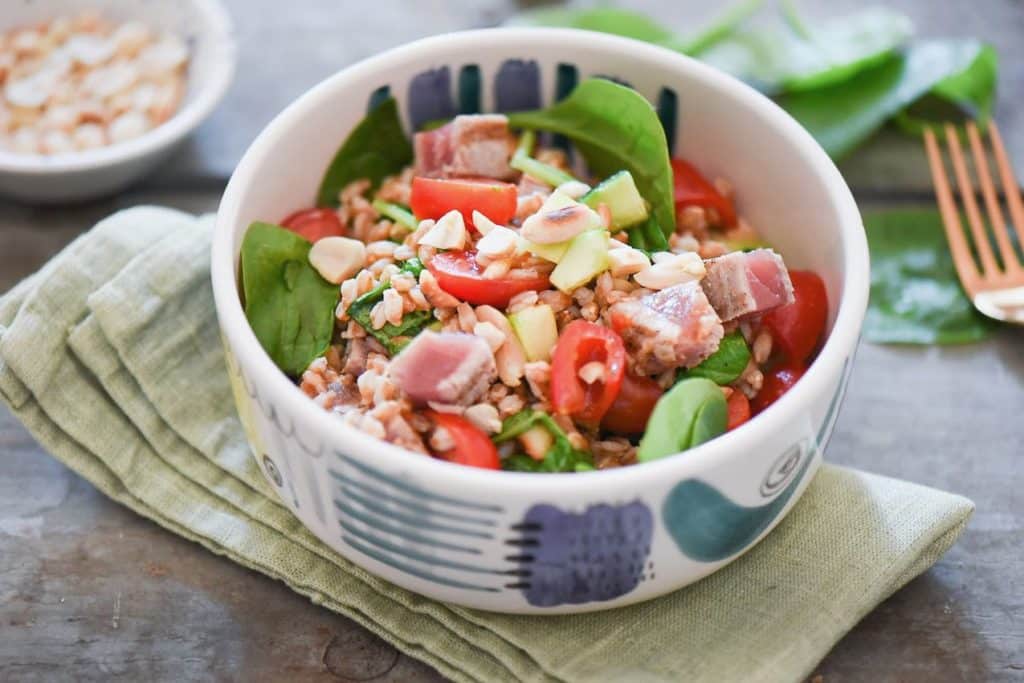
[0,0,235,202]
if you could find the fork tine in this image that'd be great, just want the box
[987,121,1024,256]
[967,122,1022,274]
[924,128,981,291]
[944,123,999,277]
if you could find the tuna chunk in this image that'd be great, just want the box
[701,249,795,322]
[387,331,496,405]
[609,282,724,375]
[414,114,516,180]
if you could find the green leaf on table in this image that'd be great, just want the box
[894,43,999,135]
[317,97,412,207]
[241,222,339,376]
[864,209,993,345]
[778,40,994,159]
[507,7,676,44]
[507,78,676,236]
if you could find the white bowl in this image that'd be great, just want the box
[212,28,869,614]
[0,0,235,203]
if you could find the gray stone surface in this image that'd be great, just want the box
[1,1,1023,681]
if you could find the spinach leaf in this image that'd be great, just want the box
[779,40,996,159]
[241,222,339,376]
[346,259,431,354]
[894,43,998,135]
[864,209,992,345]
[628,216,669,255]
[680,332,751,385]
[495,410,594,473]
[510,0,762,57]
[317,98,412,207]
[702,6,913,94]
[638,377,727,462]
[507,78,676,237]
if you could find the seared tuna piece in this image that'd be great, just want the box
[701,248,794,322]
[609,282,724,375]
[414,114,516,180]
[387,331,496,405]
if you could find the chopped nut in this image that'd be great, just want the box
[633,251,705,290]
[608,246,650,278]
[476,225,519,260]
[577,361,606,385]
[418,210,467,250]
[308,237,367,284]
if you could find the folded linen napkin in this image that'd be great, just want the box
[0,208,973,683]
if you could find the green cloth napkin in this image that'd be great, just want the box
[0,208,973,683]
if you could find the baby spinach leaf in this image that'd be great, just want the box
[628,216,669,255]
[779,40,994,159]
[495,410,594,473]
[894,43,998,135]
[508,78,676,236]
[317,98,412,207]
[864,209,993,345]
[346,259,431,354]
[680,332,751,385]
[241,222,339,376]
[638,377,727,462]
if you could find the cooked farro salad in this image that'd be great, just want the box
[240,78,828,472]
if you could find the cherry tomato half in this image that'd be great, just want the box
[281,208,345,243]
[427,250,550,308]
[760,270,828,365]
[751,363,806,415]
[726,391,751,431]
[671,158,737,227]
[600,373,663,435]
[410,177,517,227]
[425,411,501,470]
[550,320,627,425]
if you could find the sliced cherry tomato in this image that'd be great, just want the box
[550,320,627,425]
[751,363,806,415]
[760,271,828,364]
[425,411,501,470]
[410,177,517,227]
[726,391,751,431]
[427,250,550,307]
[671,158,737,227]
[600,373,663,435]
[280,208,344,243]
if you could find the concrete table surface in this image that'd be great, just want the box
[2,1,1022,681]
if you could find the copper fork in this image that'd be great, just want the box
[924,121,1024,324]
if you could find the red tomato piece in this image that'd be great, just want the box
[280,208,345,243]
[425,411,501,470]
[671,158,737,227]
[751,364,806,415]
[600,373,663,435]
[726,391,751,431]
[760,271,828,364]
[410,177,517,227]
[427,250,550,307]
[550,320,627,425]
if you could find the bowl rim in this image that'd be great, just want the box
[212,27,869,495]
[0,0,237,174]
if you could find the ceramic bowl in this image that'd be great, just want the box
[212,28,868,614]
[0,0,235,203]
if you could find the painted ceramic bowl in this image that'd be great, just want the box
[0,0,235,203]
[212,28,868,614]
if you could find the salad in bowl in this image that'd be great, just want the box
[240,77,827,474]
[213,28,866,613]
